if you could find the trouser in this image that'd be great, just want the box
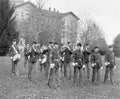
[12,60,18,75]
[28,62,35,80]
[86,62,90,78]
[24,55,28,68]
[47,60,60,87]
[92,67,100,83]
[44,62,49,78]
[104,66,113,83]
[64,62,71,79]
[74,66,82,85]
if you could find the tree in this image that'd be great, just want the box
[113,34,120,57]
[0,0,19,56]
[78,15,103,47]
[35,0,50,9]
[91,38,108,55]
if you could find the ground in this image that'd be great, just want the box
[0,56,120,99]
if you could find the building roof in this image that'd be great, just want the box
[15,1,79,20]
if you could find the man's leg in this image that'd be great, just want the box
[104,66,110,83]
[45,62,49,78]
[74,66,77,85]
[64,62,67,79]
[97,69,100,84]
[68,62,72,80]
[110,68,114,84]
[79,67,83,86]
[92,67,96,83]
[28,62,33,81]
[47,68,54,88]
[86,62,90,78]
[12,61,15,75]
[24,56,27,68]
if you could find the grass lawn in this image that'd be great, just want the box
[0,56,120,99]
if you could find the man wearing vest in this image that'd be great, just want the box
[73,43,84,86]
[104,45,116,85]
[27,41,39,81]
[91,46,102,84]
[9,40,21,76]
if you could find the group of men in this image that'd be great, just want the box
[9,39,116,88]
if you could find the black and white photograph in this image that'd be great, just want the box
[0,0,120,99]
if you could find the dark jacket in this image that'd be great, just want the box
[28,46,38,64]
[83,48,91,63]
[62,47,72,63]
[91,52,102,69]
[73,49,83,67]
[105,50,115,68]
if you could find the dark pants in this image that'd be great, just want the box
[47,61,60,87]
[104,66,113,83]
[74,66,82,85]
[44,62,50,78]
[92,67,100,83]
[12,60,18,75]
[64,62,71,79]
[28,62,35,80]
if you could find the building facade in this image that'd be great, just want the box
[14,1,79,46]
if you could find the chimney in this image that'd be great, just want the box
[49,7,51,11]
[54,8,56,12]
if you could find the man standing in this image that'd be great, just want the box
[73,43,83,86]
[91,46,102,84]
[83,44,91,78]
[62,42,72,79]
[27,41,39,81]
[104,45,116,85]
[24,43,30,68]
[9,40,21,76]
[47,42,60,88]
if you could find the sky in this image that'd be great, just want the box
[25,0,120,45]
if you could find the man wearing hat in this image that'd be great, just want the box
[73,43,84,86]
[104,45,116,85]
[91,46,102,84]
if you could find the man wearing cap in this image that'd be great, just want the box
[104,45,116,85]
[73,43,84,86]
[91,46,102,84]
[9,40,21,76]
